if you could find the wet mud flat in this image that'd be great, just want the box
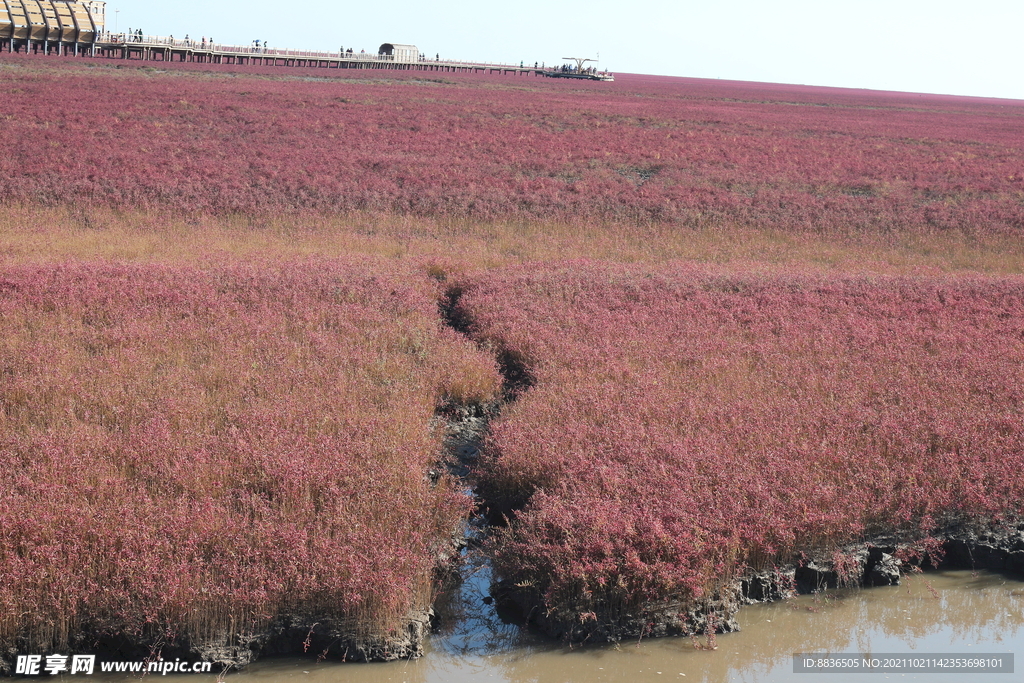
[77,569,1024,683]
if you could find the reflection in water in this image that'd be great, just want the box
[88,570,1023,683]
[430,534,529,657]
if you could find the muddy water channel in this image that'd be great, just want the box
[88,569,1022,683]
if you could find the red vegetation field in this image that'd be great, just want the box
[457,263,1024,616]
[1,53,1024,657]
[0,259,499,653]
[1,56,1023,232]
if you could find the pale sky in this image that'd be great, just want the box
[106,0,1023,100]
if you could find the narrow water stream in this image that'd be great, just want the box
[88,569,1023,683]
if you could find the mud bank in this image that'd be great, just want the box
[0,608,434,676]
[489,520,1024,645]
[202,610,435,666]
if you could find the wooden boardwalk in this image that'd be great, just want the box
[3,32,547,77]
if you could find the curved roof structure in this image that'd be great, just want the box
[1,0,105,43]
[378,43,419,63]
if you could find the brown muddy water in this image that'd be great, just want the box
[86,568,1023,683]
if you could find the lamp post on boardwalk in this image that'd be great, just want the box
[562,56,596,73]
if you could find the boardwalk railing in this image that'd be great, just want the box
[94,32,536,70]
[2,31,606,78]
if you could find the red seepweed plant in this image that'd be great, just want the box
[457,262,1024,617]
[1,57,1022,234]
[0,257,500,654]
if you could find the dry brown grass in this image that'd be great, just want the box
[3,205,1024,276]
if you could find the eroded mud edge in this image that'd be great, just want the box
[490,519,1024,644]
